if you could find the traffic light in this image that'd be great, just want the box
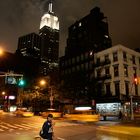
[134,77,138,85]
[18,79,25,87]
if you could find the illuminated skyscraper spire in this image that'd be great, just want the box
[48,0,53,13]
[39,0,59,30]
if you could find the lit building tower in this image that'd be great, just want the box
[39,0,59,75]
[16,33,41,58]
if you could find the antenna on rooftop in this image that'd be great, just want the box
[48,0,53,13]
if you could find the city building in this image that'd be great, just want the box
[95,44,140,116]
[39,1,59,75]
[16,1,59,76]
[59,7,112,104]
[16,33,41,58]
[60,43,140,115]
[65,7,112,57]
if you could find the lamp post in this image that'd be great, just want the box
[49,87,53,109]
[1,91,5,109]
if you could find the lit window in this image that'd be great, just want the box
[90,51,93,56]
[79,22,82,26]
[104,35,109,38]
[124,65,128,77]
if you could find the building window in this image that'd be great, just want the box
[72,67,75,72]
[77,56,80,62]
[72,57,75,64]
[132,55,136,64]
[97,69,101,77]
[135,85,138,95]
[85,52,89,59]
[97,57,100,64]
[125,82,129,97]
[89,61,93,69]
[114,65,119,77]
[123,51,127,61]
[114,82,120,96]
[79,22,82,27]
[133,67,137,77]
[124,65,128,77]
[85,62,89,70]
[105,83,111,96]
[113,52,118,62]
[81,64,84,70]
[90,51,93,56]
[68,59,71,65]
[105,55,109,62]
[77,65,80,71]
[97,83,103,97]
[105,67,110,75]
[81,54,84,61]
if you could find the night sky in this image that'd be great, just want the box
[0,0,140,57]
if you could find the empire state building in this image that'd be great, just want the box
[39,1,59,75]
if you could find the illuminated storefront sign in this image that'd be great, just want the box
[96,103,121,115]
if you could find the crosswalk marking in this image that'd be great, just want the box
[0,128,4,131]
[0,121,81,132]
[21,123,40,128]
[1,122,18,128]
[13,124,31,130]
[0,125,9,129]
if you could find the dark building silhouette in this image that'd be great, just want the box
[59,7,112,104]
[16,33,41,58]
[65,7,112,57]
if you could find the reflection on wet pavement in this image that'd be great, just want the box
[96,132,140,140]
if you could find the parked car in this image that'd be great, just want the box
[14,108,34,117]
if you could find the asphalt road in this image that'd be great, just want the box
[0,113,140,140]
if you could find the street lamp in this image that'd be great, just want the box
[39,78,54,109]
[0,48,4,56]
[1,91,5,110]
[2,91,5,96]
[39,79,46,86]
